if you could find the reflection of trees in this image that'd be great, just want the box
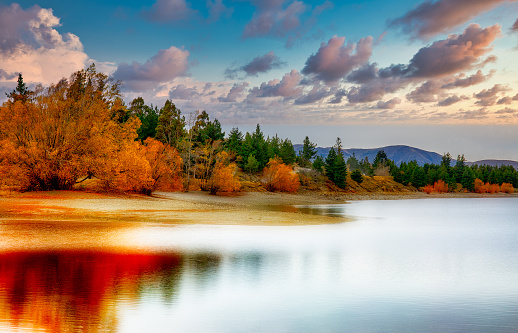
[0,251,189,332]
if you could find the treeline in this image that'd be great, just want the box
[0,67,300,194]
[389,153,518,193]
[1,67,516,195]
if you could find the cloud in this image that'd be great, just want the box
[242,0,307,39]
[113,46,189,91]
[497,96,513,105]
[514,93,518,101]
[141,0,196,22]
[390,0,515,40]
[376,97,402,109]
[207,0,233,23]
[225,51,286,78]
[169,84,199,100]
[437,95,468,107]
[247,69,302,100]
[347,77,408,103]
[218,82,249,102]
[312,1,334,16]
[406,80,443,103]
[441,70,494,89]
[513,18,518,31]
[302,35,373,83]
[294,84,333,104]
[0,69,17,80]
[404,24,501,78]
[0,4,88,85]
[495,107,518,114]
[474,84,510,106]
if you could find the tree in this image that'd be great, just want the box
[351,169,363,183]
[244,155,260,173]
[298,136,317,167]
[224,127,243,155]
[0,65,149,191]
[279,139,297,165]
[312,155,324,172]
[441,153,452,168]
[130,97,159,142]
[324,147,337,183]
[155,100,186,148]
[333,153,347,189]
[373,150,388,169]
[347,153,360,171]
[461,167,475,191]
[208,151,241,195]
[411,167,427,188]
[454,154,466,183]
[6,73,32,103]
[261,158,300,193]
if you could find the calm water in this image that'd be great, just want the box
[1,198,518,332]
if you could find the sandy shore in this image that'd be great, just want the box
[1,190,516,227]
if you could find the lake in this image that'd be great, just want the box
[1,197,518,332]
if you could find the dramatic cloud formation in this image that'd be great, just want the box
[0,4,88,85]
[141,0,196,22]
[390,0,516,39]
[218,82,249,102]
[225,51,286,78]
[302,35,373,83]
[294,84,333,104]
[242,0,307,39]
[113,46,189,91]
[404,24,501,78]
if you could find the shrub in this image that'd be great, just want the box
[501,183,514,194]
[433,180,448,193]
[261,158,300,193]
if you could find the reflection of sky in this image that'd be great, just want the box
[118,198,518,333]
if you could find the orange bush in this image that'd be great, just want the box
[423,184,434,194]
[501,183,514,194]
[487,183,500,194]
[261,158,300,193]
[474,179,486,193]
[433,180,449,193]
[208,151,241,195]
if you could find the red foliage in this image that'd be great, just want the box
[501,183,514,194]
[433,180,449,193]
[423,184,434,194]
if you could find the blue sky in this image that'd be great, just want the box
[1,0,518,160]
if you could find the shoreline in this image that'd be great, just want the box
[1,190,516,227]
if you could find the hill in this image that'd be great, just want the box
[467,160,518,169]
[293,144,443,166]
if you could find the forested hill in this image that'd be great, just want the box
[467,160,518,169]
[293,144,443,166]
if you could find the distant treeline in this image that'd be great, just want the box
[0,67,516,194]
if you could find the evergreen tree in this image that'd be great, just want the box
[324,148,337,183]
[251,124,268,169]
[333,153,347,189]
[347,153,360,171]
[130,97,159,141]
[7,73,31,103]
[279,139,296,165]
[351,169,363,183]
[225,127,243,155]
[411,167,427,188]
[244,155,260,173]
[312,155,324,172]
[298,136,317,167]
[454,154,466,183]
[373,150,388,169]
[461,168,475,191]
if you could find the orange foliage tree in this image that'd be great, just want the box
[261,157,300,193]
[208,151,241,195]
[142,138,183,192]
[0,66,178,194]
[501,183,514,194]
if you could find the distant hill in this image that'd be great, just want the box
[467,160,518,169]
[293,144,443,166]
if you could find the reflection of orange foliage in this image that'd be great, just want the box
[261,158,300,193]
[0,251,184,333]
[209,151,241,195]
[501,183,514,194]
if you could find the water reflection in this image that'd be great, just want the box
[1,198,518,332]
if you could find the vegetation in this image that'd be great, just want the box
[0,67,516,196]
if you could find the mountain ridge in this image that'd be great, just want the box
[293,144,518,168]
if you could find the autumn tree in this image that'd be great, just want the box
[208,151,241,195]
[261,158,300,193]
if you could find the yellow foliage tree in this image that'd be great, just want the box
[261,157,300,193]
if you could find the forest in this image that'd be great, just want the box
[0,66,516,195]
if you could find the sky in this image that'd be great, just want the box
[1,0,518,160]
